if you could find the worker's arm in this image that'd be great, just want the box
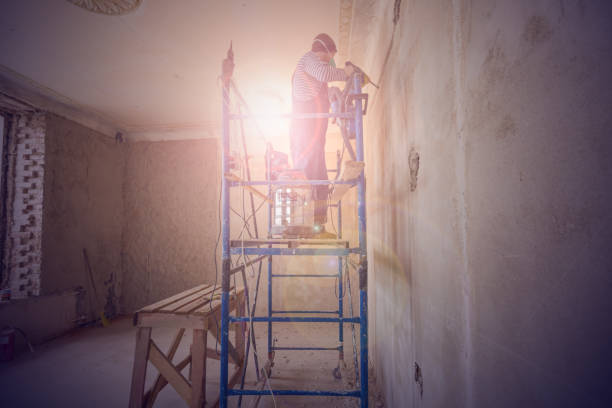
[303,53,348,82]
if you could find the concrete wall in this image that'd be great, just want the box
[351,0,612,406]
[0,289,80,354]
[121,139,219,312]
[2,107,222,346]
[42,114,124,318]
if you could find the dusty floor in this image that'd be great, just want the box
[0,316,384,407]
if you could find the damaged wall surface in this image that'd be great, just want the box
[2,109,221,348]
[42,114,124,318]
[121,139,219,312]
[351,0,612,406]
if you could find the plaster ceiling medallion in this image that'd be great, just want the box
[66,0,142,16]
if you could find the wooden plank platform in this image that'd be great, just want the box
[330,160,364,202]
[129,283,246,408]
[224,172,272,203]
[231,238,349,248]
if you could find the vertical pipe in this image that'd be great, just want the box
[337,201,343,360]
[353,75,367,253]
[353,74,368,408]
[360,286,368,408]
[220,77,231,408]
[338,256,343,360]
[267,255,273,358]
[267,145,273,360]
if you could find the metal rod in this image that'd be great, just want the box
[230,316,361,324]
[219,56,232,408]
[266,143,274,364]
[231,239,349,248]
[250,260,264,377]
[360,287,368,408]
[354,77,367,254]
[338,187,344,361]
[229,112,354,120]
[271,274,338,278]
[227,389,361,397]
[272,346,341,351]
[230,179,356,187]
[271,310,339,314]
[229,255,266,275]
[353,73,369,408]
[338,256,344,361]
[237,106,264,405]
[230,248,361,256]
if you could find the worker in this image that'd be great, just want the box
[290,33,354,238]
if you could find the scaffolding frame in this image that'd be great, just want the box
[219,55,368,408]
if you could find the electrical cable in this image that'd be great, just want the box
[210,142,223,355]
[227,97,274,407]
[346,256,359,382]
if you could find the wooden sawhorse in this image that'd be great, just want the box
[128,283,245,407]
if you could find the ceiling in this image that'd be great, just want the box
[0,0,353,141]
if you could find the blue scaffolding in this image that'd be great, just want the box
[218,51,369,408]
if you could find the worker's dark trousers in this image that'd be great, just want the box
[290,86,330,226]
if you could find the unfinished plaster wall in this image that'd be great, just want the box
[42,114,124,318]
[352,0,612,406]
[121,139,218,312]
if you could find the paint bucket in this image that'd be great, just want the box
[0,328,15,361]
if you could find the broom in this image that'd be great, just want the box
[82,248,110,327]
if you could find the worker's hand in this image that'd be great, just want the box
[344,64,355,77]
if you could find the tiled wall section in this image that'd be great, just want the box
[5,112,46,298]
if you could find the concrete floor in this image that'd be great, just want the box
[0,316,384,407]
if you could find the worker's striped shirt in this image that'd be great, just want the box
[292,51,347,102]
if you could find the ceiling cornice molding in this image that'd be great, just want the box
[0,65,221,141]
[125,121,219,142]
[0,64,123,138]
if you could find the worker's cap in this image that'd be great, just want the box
[312,33,337,53]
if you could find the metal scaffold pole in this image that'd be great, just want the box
[219,45,233,408]
[353,73,369,408]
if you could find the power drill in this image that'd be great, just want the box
[345,61,379,89]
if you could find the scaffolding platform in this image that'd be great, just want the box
[218,49,369,408]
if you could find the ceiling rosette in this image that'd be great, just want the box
[66,0,142,16]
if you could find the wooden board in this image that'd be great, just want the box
[138,284,212,313]
[145,329,185,408]
[128,327,152,408]
[225,172,271,203]
[330,160,364,202]
[135,312,208,330]
[148,340,192,405]
[169,285,230,315]
[144,355,191,408]
[231,239,349,248]
[190,329,208,408]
